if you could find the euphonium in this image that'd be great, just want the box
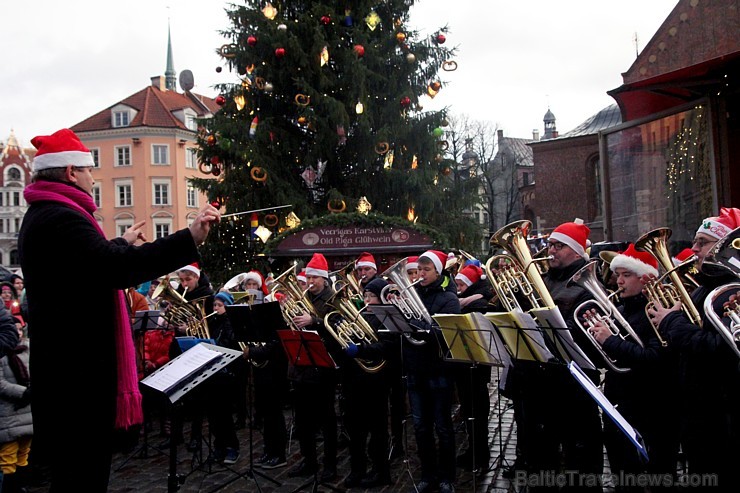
[701,227,740,359]
[484,220,554,312]
[330,260,364,306]
[636,228,702,344]
[271,263,319,330]
[152,277,211,339]
[379,257,432,346]
[324,286,386,373]
[569,260,645,373]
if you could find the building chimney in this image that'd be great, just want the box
[533,129,540,141]
[151,75,167,91]
[497,129,504,142]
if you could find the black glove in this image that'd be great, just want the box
[14,387,31,410]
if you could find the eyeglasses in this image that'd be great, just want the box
[548,241,567,251]
[692,238,716,249]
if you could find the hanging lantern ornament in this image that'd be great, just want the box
[320,46,330,66]
[275,47,286,59]
[400,96,411,109]
[356,196,372,215]
[435,33,446,44]
[353,44,365,57]
[215,95,226,106]
[320,15,331,25]
[247,35,257,47]
[365,10,380,30]
[262,2,278,20]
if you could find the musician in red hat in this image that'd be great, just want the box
[354,251,379,288]
[647,207,740,492]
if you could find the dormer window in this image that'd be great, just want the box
[113,111,130,127]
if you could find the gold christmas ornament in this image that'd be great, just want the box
[234,94,246,111]
[355,102,364,114]
[374,142,390,155]
[406,53,416,63]
[356,196,372,215]
[263,214,279,227]
[295,94,311,106]
[250,166,268,182]
[327,199,347,213]
[262,2,278,20]
[285,211,301,229]
[442,60,458,72]
[320,46,330,66]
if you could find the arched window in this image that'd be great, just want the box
[9,249,19,265]
[7,168,21,181]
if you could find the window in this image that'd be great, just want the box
[154,221,171,239]
[92,185,102,208]
[0,220,4,233]
[152,145,169,165]
[0,193,4,206]
[116,220,133,237]
[115,181,133,207]
[12,192,20,206]
[186,115,198,131]
[185,148,197,169]
[7,168,21,181]
[113,111,130,127]
[9,250,18,265]
[90,148,100,168]
[152,180,171,206]
[186,184,198,208]
[115,146,131,167]
[14,218,20,231]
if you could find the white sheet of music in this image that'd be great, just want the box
[142,343,223,393]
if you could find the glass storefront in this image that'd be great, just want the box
[602,102,716,254]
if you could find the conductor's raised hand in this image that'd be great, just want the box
[189,204,221,245]
[122,221,147,245]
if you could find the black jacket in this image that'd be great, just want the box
[0,307,18,357]
[459,279,494,314]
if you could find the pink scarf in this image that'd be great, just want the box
[24,180,143,429]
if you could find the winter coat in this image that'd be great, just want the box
[459,279,494,314]
[0,307,18,357]
[18,198,199,449]
[0,337,32,443]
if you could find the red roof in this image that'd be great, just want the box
[71,85,219,132]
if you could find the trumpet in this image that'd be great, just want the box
[701,227,740,359]
[569,260,644,373]
[636,228,702,345]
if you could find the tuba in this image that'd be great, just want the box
[635,228,702,345]
[324,286,386,373]
[569,260,644,373]
[379,257,432,345]
[701,227,740,359]
[271,263,319,331]
[484,220,554,312]
[330,260,364,306]
[152,277,211,339]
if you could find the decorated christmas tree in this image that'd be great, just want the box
[193,0,481,280]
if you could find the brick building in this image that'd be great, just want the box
[0,131,34,270]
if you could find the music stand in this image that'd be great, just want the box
[222,303,286,492]
[277,329,343,493]
[116,310,168,471]
[141,343,244,493]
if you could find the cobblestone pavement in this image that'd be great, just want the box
[26,374,521,493]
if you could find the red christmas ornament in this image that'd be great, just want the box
[215,95,226,106]
[211,166,221,177]
[353,44,365,57]
[210,156,221,165]
[320,15,331,25]
[400,96,411,108]
[275,47,286,59]
[247,35,257,47]
[435,33,446,44]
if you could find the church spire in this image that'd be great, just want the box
[165,20,177,91]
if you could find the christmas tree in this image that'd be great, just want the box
[193,0,481,280]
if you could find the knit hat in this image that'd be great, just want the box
[364,278,388,298]
[305,253,329,278]
[419,250,448,274]
[356,252,377,270]
[609,243,659,277]
[296,270,308,283]
[31,128,95,171]
[549,218,591,260]
[456,265,483,286]
[672,248,695,267]
[696,207,740,240]
[179,262,201,277]
[214,291,235,305]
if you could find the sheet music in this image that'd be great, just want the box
[432,313,510,367]
[533,307,596,370]
[142,343,223,393]
[568,362,648,460]
[487,309,554,362]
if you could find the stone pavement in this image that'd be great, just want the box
[26,373,519,493]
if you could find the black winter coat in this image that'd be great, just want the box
[19,198,199,448]
[0,307,18,357]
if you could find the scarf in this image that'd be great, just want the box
[7,344,30,387]
[24,180,143,429]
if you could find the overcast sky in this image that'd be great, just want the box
[1,0,678,148]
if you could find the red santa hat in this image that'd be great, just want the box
[549,218,591,260]
[406,256,419,271]
[179,262,201,277]
[296,270,307,283]
[609,243,659,278]
[31,128,95,172]
[672,248,695,267]
[456,264,483,287]
[305,253,329,278]
[696,207,740,240]
[355,252,377,270]
[419,250,448,274]
[243,270,269,294]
